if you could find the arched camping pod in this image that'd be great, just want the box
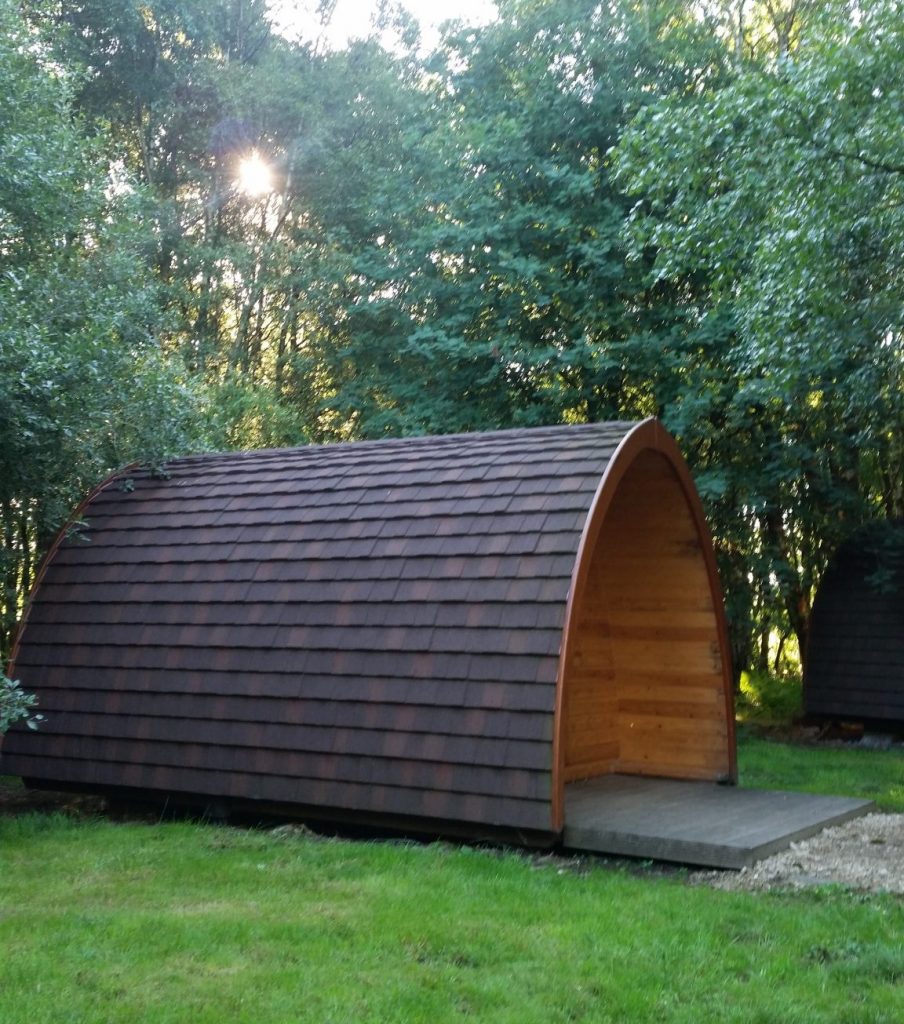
[805,521,904,724]
[2,420,735,840]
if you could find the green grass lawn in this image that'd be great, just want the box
[1,734,903,1024]
[735,670,904,811]
[738,733,904,811]
[1,809,902,1024]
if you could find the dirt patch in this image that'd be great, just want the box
[743,721,904,749]
[0,777,106,818]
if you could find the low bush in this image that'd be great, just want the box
[0,675,43,734]
[735,670,802,727]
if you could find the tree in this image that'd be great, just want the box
[311,0,730,436]
[614,0,904,672]
[0,0,204,660]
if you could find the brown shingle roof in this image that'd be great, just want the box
[5,423,635,832]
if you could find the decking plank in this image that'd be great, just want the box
[564,775,872,869]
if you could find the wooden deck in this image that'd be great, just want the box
[563,775,873,869]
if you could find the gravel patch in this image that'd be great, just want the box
[692,813,904,894]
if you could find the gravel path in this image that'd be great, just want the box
[691,813,904,894]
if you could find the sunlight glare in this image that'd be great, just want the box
[238,151,273,197]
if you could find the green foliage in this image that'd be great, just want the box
[0,676,43,734]
[0,0,207,658]
[736,671,803,727]
[1,810,903,1022]
[614,0,904,673]
[320,0,729,435]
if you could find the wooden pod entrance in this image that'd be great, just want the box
[555,422,735,828]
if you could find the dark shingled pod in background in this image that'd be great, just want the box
[805,521,904,725]
[2,420,736,840]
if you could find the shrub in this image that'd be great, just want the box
[0,674,44,734]
[736,670,803,727]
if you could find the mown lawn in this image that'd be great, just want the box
[2,740,903,1024]
[738,734,904,812]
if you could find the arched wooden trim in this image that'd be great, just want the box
[550,419,735,832]
[6,465,138,677]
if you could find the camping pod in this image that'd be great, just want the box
[2,420,736,840]
[805,521,904,724]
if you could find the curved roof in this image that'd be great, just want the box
[3,420,734,834]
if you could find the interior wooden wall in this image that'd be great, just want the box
[563,450,731,782]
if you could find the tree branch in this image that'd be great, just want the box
[824,146,904,178]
